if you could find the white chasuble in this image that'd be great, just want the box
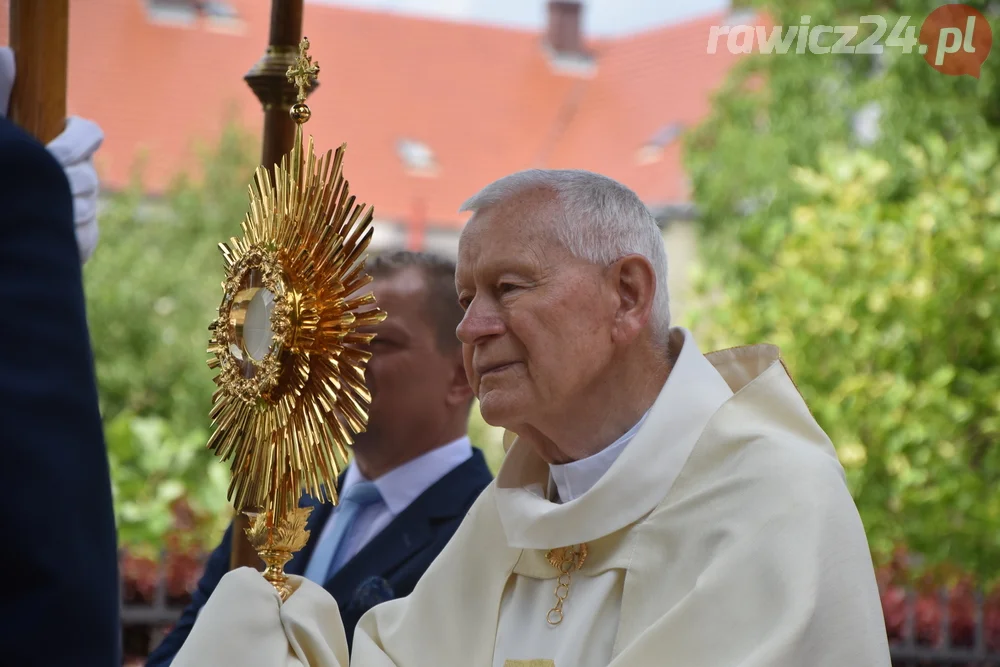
[173,327,892,667]
[493,558,622,667]
[493,406,648,667]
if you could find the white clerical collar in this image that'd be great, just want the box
[342,436,473,515]
[494,327,737,550]
[547,410,650,503]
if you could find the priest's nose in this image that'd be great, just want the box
[456,298,505,345]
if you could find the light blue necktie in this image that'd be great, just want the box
[303,480,382,583]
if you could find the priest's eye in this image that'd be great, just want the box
[458,295,472,310]
[497,283,518,295]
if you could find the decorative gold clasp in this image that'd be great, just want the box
[544,543,587,626]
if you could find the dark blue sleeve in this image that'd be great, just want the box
[145,522,235,667]
[0,116,121,666]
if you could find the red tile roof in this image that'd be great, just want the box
[1,1,742,229]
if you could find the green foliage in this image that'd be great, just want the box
[686,0,1000,237]
[105,412,230,556]
[690,139,1000,579]
[686,0,1000,580]
[468,401,507,473]
[84,123,260,552]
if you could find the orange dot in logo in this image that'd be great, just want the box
[919,4,993,78]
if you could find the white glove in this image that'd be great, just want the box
[0,46,104,265]
[47,116,104,264]
[0,46,14,118]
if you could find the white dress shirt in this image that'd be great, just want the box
[547,409,651,503]
[308,436,474,576]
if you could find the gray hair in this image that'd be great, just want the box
[459,169,671,337]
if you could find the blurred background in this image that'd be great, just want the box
[3,0,1000,663]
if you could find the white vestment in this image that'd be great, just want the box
[174,327,892,667]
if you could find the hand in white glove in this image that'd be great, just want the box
[0,46,14,118]
[0,46,104,265]
[173,568,350,667]
[47,116,104,264]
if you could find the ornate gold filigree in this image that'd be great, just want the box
[545,543,588,570]
[286,36,319,104]
[245,507,314,601]
[206,37,385,598]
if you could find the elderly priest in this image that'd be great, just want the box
[174,169,892,667]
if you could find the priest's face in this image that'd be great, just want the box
[456,190,618,438]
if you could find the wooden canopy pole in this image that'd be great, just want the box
[8,0,70,143]
[231,0,311,571]
[245,0,310,181]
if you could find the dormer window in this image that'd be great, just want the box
[145,0,198,25]
[144,0,240,29]
[397,138,438,176]
[636,122,684,165]
[201,1,238,19]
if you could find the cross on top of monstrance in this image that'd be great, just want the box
[206,36,385,600]
[287,36,320,104]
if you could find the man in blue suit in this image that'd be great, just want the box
[147,250,494,666]
[0,52,120,666]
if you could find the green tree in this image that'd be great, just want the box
[84,123,260,554]
[685,0,1000,581]
[687,0,1000,237]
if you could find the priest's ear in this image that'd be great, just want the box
[607,253,657,344]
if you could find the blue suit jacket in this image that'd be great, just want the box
[147,448,493,666]
[0,117,121,665]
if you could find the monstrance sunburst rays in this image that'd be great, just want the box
[205,37,385,599]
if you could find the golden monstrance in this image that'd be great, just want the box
[205,37,385,600]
